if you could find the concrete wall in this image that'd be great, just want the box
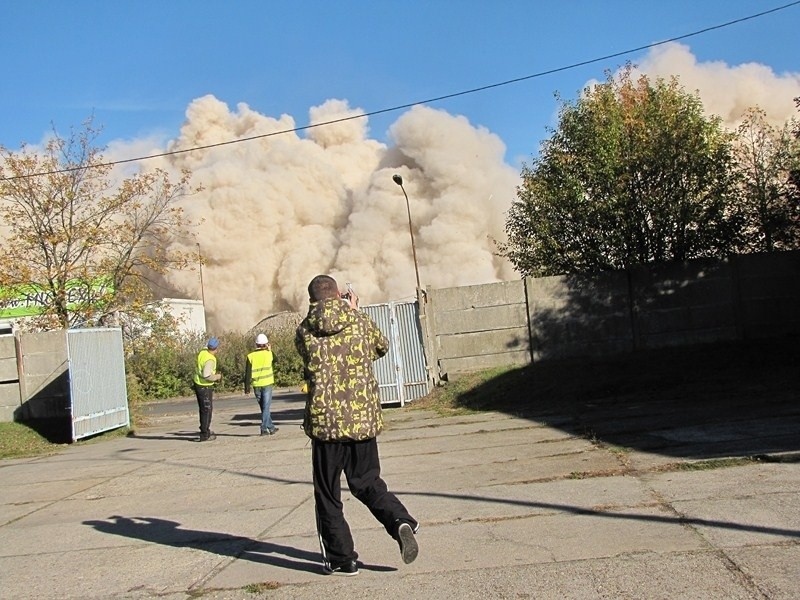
[14,330,69,421]
[0,334,20,421]
[428,250,800,379]
[427,280,531,376]
[735,250,800,339]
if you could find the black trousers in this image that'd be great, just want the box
[194,384,214,437]
[312,437,417,565]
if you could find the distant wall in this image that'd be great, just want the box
[427,250,800,379]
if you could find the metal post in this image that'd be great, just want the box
[392,174,422,298]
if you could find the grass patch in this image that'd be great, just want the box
[244,581,281,593]
[0,421,133,460]
[667,457,758,471]
[0,422,64,460]
[411,365,520,415]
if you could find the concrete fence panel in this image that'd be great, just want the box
[428,280,529,378]
[630,258,738,349]
[734,251,800,339]
[15,330,69,420]
[527,271,633,360]
[427,250,799,380]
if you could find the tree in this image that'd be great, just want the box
[0,120,198,330]
[733,107,800,253]
[502,66,742,277]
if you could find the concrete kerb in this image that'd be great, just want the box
[0,395,798,600]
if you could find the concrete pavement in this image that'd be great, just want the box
[1,391,798,599]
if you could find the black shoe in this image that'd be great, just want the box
[397,522,418,564]
[323,559,358,576]
[198,432,217,442]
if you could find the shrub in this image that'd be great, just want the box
[125,318,305,402]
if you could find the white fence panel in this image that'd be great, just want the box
[67,328,129,441]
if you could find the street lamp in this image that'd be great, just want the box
[392,174,422,297]
[196,242,206,306]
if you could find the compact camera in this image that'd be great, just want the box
[342,282,356,301]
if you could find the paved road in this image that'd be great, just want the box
[2,388,799,599]
[143,389,306,418]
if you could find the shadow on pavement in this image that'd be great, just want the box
[406,490,800,539]
[83,516,321,573]
[448,337,800,460]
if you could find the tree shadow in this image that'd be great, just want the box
[407,490,800,539]
[452,335,800,460]
[437,254,800,461]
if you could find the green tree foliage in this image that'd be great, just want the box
[733,107,800,252]
[124,312,203,400]
[502,66,743,277]
[0,119,198,329]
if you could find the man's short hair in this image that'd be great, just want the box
[308,275,339,302]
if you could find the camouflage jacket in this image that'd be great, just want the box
[295,298,389,441]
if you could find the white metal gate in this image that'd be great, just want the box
[67,328,129,441]
[363,301,430,406]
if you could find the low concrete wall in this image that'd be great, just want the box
[528,270,634,360]
[0,335,20,421]
[630,258,738,349]
[735,250,800,339]
[14,330,69,421]
[429,250,800,379]
[428,280,530,376]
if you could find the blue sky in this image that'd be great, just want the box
[2,1,799,167]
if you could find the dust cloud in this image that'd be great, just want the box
[636,42,800,128]
[56,45,800,334]
[152,97,519,332]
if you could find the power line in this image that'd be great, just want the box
[3,0,798,182]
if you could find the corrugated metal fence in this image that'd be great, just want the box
[67,328,129,441]
[362,301,430,406]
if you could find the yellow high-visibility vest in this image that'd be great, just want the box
[247,349,274,387]
[193,349,217,387]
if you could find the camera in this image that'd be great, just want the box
[343,282,356,300]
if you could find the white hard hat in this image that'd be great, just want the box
[255,333,269,345]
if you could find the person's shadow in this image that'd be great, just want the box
[84,515,320,573]
[83,516,395,574]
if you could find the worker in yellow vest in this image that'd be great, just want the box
[193,337,222,442]
[244,333,277,435]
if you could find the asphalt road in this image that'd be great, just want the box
[143,389,306,417]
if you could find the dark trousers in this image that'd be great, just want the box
[194,384,214,437]
[312,437,417,565]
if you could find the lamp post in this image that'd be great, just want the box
[392,174,422,297]
[196,242,206,306]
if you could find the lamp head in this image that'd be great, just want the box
[392,174,403,186]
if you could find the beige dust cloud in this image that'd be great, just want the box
[151,96,520,332]
[636,42,800,128]
[96,45,800,334]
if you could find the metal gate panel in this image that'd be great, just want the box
[393,302,429,401]
[363,301,430,406]
[364,303,402,405]
[67,328,129,441]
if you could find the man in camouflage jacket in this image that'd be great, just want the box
[295,274,419,576]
